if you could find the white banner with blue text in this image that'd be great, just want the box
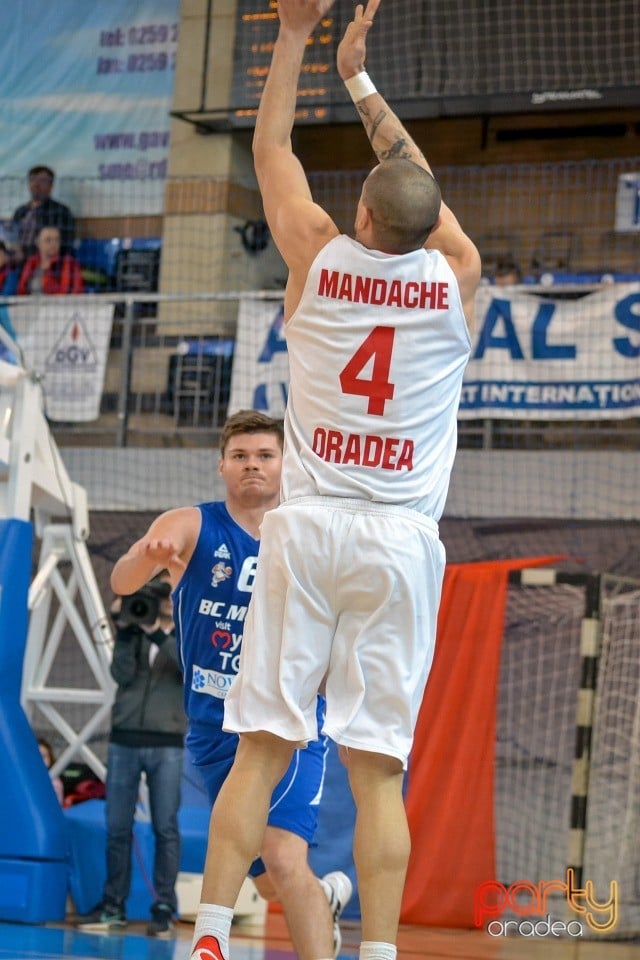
[461,284,640,419]
[0,0,179,215]
[229,299,290,419]
[231,284,640,420]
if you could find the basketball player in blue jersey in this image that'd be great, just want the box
[110,410,352,960]
[185,2,482,960]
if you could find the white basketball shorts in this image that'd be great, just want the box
[223,496,446,767]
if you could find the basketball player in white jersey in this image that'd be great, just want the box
[188,2,481,960]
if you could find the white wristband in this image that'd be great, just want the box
[344,71,377,103]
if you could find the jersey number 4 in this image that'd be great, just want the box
[339,326,396,416]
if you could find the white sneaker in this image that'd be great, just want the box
[320,870,353,958]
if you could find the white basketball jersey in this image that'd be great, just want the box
[281,234,471,520]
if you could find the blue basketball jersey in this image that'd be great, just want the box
[173,501,258,733]
[174,502,328,857]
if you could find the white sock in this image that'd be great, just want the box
[190,903,234,958]
[359,942,397,960]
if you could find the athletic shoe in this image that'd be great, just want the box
[147,902,175,938]
[320,870,353,958]
[191,934,226,960]
[75,900,127,932]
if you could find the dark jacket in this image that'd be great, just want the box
[11,196,75,257]
[109,625,186,748]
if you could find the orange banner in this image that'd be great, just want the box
[401,556,563,927]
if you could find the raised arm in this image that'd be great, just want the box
[337,1,481,327]
[110,506,200,595]
[252,0,338,291]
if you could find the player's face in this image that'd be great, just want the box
[219,431,282,503]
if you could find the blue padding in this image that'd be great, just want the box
[65,800,210,918]
[0,860,67,924]
[65,745,362,921]
[0,519,31,695]
[65,752,210,917]
[0,520,69,921]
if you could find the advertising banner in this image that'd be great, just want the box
[461,284,640,419]
[231,285,640,420]
[11,302,114,422]
[228,299,290,419]
[0,0,180,214]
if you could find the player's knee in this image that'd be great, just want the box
[347,747,404,802]
[252,872,278,902]
[260,831,309,889]
[237,732,295,783]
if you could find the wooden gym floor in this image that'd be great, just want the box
[1,912,640,960]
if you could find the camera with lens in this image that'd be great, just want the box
[114,579,172,629]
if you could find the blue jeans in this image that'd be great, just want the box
[104,742,183,913]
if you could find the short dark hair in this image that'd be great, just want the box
[494,259,522,281]
[220,410,284,455]
[36,224,61,239]
[28,165,54,180]
[362,160,442,254]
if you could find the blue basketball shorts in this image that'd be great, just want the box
[188,699,327,878]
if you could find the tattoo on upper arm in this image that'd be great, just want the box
[379,139,413,160]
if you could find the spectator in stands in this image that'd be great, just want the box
[75,574,186,939]
[17,225,84,295]
[0,241,19,359]
[0,242,18,297]
[11,165,75,261]
[37,737,64,805]
[493,259,522,286]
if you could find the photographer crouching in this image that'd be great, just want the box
[76,572,186,938]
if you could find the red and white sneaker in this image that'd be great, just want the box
[191,934,226,960]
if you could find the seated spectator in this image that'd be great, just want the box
[0,241,18,296]
[11,165,75,261]
[38,737,64,805]
[0,241,19,361]
[18,225,84,295]
[494,259,522,286]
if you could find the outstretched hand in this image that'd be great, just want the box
[337,0,380,80]
[277,0,336,36]
[131,538,186,577]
